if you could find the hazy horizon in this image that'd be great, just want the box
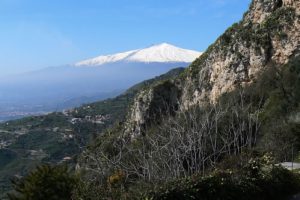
[0,0,251,76]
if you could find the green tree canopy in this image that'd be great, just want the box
[7,164,78,200]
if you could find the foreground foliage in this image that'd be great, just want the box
[146,156,300,200]
[71,155,300,200]
[7,165,78,200]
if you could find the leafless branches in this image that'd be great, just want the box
[81,90,261,185]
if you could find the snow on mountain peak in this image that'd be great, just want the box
[75,43,202,67]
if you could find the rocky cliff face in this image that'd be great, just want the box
[125,0,300,137]
[247,0,287,23]
[126,80,180,138]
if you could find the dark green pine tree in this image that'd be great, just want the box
[7,164,78,200]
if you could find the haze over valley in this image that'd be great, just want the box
[0,43,201,121]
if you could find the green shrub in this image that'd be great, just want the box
[145,157,300,200]
[7,164,78,200]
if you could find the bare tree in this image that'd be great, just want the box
[80,89,262,187]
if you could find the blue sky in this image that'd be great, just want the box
[0,0,251,75]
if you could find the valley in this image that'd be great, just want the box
[0,68,184,198]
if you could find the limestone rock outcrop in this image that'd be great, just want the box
[125,0,300,137]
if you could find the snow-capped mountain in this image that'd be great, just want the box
[0,43,202,121]
[75,43,201,66]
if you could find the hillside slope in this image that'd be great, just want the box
[0,68,184,198]
[124,0,300,137]
[78,0,300,198]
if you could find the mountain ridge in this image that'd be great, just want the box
[0,43,198,121]
[75,43,202,66]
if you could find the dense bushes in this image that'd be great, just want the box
[256,58,300,160]
[7,165,78,200]
[7,156,300,200]
[74,155,300,200]
[146,157,300,200]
